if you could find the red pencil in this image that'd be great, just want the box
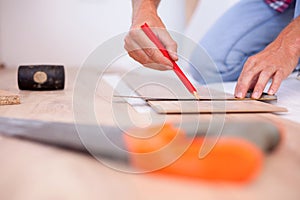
[140,23,200,99]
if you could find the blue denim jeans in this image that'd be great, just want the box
[190,0,299,84]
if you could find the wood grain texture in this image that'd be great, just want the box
[0,68,300,200]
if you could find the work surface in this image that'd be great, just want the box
[0,67,300,200]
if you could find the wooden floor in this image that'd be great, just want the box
[0,67,300,200]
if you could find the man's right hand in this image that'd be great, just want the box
[124,0,178,71]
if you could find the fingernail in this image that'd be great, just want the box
[235,92,243,98]
[172,53,178,60]
[252,91,260,99]
[268,89,275,95]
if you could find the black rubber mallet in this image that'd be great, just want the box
[18,65,65,91]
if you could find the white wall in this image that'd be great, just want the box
[0,0,238,68]
[0,0,185,68]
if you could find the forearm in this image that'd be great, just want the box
[125,0,178,70]
[270,15,300,59]
[131,0,161,22]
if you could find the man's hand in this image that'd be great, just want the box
[235,16,300,99]
[124,0,178,70]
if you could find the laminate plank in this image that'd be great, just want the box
[148,100,287,114]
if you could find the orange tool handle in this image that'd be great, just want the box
[124,124,263,182]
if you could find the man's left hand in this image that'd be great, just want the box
[235,16,300,99]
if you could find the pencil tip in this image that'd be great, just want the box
[193,91,201,100]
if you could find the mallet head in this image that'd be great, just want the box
[18,65,65,91]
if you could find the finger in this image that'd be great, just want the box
[268,71,284,95]
[125,35,151,64]
[251,70,275,99]
[156,29,178,61]
[125,38,172,70]
[128,49,151,66]
[235,59,257,98]
[249,76,259,90]
[144,63,172,71]
[130,28,173,68]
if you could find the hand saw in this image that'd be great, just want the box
[0,117,281,182]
